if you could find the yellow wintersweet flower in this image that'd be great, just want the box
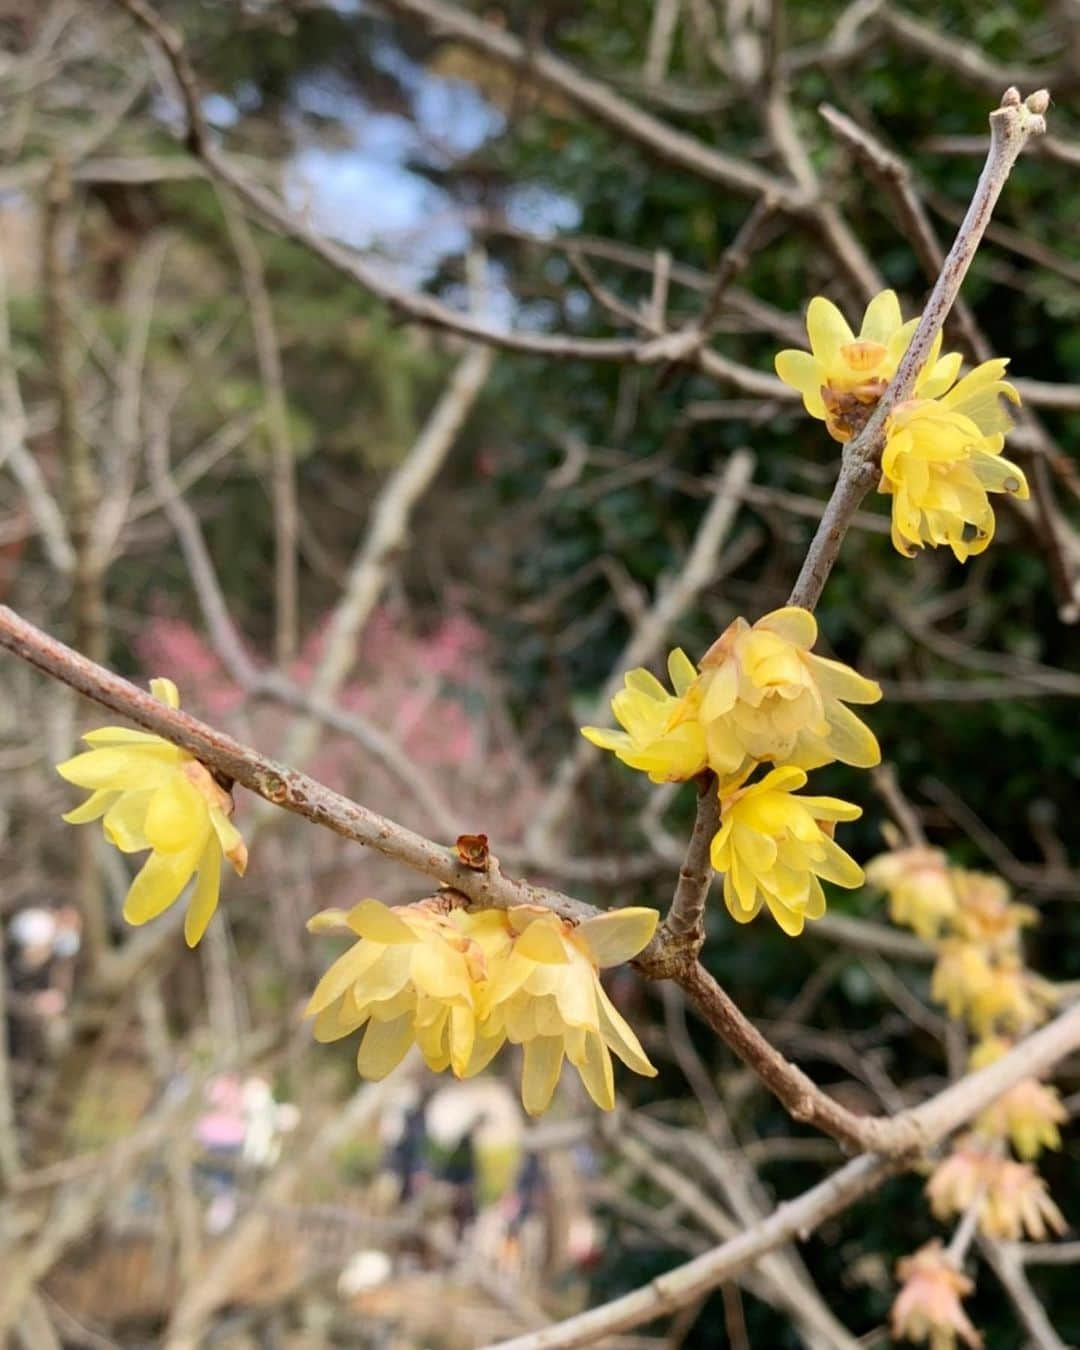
[890,1241,981,1350]
[484,905,659,1115]
[306,898,504,1081]
[970,1040,1065,1160]
[926,1136,993,1224]
[980,1159,1067,1241]
[880,360,1028,562]
[691,606,881,784]
[581,649,706,783]
[865,846,955,941]
[950,869,1035,951]
[710,766,863,936]
[774,289,961,443]
[56,678,247,946]
[931,944,1042,1035]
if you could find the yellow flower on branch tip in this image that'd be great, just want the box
[774,289,962,443]
[931,944,1043,1035]
[56,678,246,947]
[890,1241,982,1350]
[880,361,1027,562]
[692,606,881,783]
[710,766,863,937]
[980,1159,1067,1241]
[970,1035,1065,1159]
[865,846,955,941]
[485,905,659,1115]
[581,648,706,783]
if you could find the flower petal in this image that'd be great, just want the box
[806,296,854,360]
[356,1013,415,1080]
[755,606,818,649]
[150,677,180,708]
[122,839,204,926]
[184,837,222,947]
[575,908,658,967]
[56,746,182,790]
[346,898,418,945]
[62,789,118,825]
[521,1035,565,1116]
[859,289,902,343]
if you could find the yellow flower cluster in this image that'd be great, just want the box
[306,897,658,1115]
[57,679,247,947]
[877,848,1067,1248]
[890,1241,981,1350]
[927,1135,1066,1242]
[775,290,1028,563]
[582,606,879,935]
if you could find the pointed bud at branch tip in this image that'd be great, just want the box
[1000,86,1021,107]
[1025,89,1050,115]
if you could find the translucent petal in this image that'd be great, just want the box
[858,289,902,343]
[806,297,854,361]
[150,677,180,708]
[753,765,808,796]
[575,908,658,967]
[81,726,173,747]
[56,746,182,791]
[184,837,222,947]
[754,606,817,649]
[62,789,119,825]
[462,1031,505,1078]
[514,919,570,965]
[448,1003,476,1078]
[766,895,808,936]
[122,838,204,926]
[346,898,418,945]
[313,995,370,1043]
[699,661,739,723]
[667,648,698,696]
[411,940,471,1001]
[813,836,865,889]
[822,700,881,768]
[797,794,862,822]
[209,807,247,875]
[356,1013,415,1080]
[732,822,778,875]
[597,985,656,1077]
[521,1036,565,1116]
[569,1031,615,1110]
[306,940,384,1016]
[803,652,881,705]
[580,725,630,751]
[144,775,207,853]
[624,668,668,701]
[723,874,761,924]
[774,350,827,417]
[917,351,963,398]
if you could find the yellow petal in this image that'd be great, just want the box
[305,940,384,1016]
[858,289,902,343]
[150,677,180,708]
[184,837,222,947]
[597,985,656,1077]
[313,995,370,1043]
[306,908,351,934]
[576,908,658,967]
[346,898,418,944]
[209,806,247,875]
[774,350,827,418]
[822,701,881,768]
[448,1003,476,1078]
[521,1035,565,1116]
[411,940,471,1002]
[569,1030,615,1110]
[82,726,172,747]
[667,648,698,696]
[356,1013,415,1080]
[62,789,118,825]
[103,790,152,853]
[755,606,817,649]
[806,296,854,360]
[514,920,570,965]
[122,839,204,926]
[804,653,881,704]
[144,775,207,853]
[56,746,183,790]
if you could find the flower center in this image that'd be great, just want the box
[839,339,887,372]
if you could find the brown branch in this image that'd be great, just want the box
[106,0,782,398]
[788,87,1048,612]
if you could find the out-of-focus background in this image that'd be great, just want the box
[0,1,1078,1345]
